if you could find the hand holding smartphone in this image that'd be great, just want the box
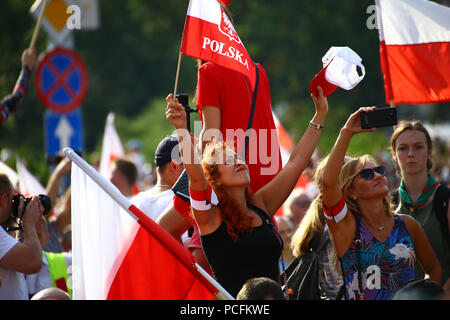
[360,107,398,129]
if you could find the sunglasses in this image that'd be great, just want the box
[356,165,386,181]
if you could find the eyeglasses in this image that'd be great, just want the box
[356,165,386,181]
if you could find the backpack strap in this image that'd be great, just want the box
[433,185,450,249]
[354,219,364,298]
[242,62,260,160]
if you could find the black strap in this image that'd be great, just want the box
[433,185,450,248]
[247,203,284,252]
[355,220,363,296]
[242,62,260,160]
[336,283,346,300]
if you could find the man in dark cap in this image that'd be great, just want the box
[131,135,184,222]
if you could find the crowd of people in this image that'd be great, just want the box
[1,3,450,301]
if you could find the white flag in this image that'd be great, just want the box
[99,112,124,179]
[0,160,19,189]
[71,157,137,299]
[16,159,46,196]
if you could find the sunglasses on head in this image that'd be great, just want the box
[356,165,386,180]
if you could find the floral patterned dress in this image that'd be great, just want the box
[340,215,416,300]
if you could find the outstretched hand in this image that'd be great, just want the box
[343,106,377,135]
[165,94,186,129]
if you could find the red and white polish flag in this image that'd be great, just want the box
[376,0,450,105]
[67,148,232,300]
[180,0,257,89]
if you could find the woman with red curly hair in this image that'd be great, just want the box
[165,86,328,297]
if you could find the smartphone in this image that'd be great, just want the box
[360,107,398,129]
[176,94,189,108]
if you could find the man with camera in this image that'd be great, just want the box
[0,174,43,299]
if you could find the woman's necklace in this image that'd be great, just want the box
[363,216,388,232]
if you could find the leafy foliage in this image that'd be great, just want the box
[0,0,448,185]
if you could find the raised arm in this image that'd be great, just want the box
[255,86,328,216]
[0,48,36,126]
[165,94,218,233]
[199,106,222,152]
[322,107,376,256]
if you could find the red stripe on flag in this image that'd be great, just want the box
[106,205,218,299]
[181,15,256,89]
[380,41,450,105]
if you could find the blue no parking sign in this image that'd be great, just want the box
[35,47,88,113]
[45,110,84,157]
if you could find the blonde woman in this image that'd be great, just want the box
[290,155,348,300]
[322,107,441,300]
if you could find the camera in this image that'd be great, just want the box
[11,194,52,218]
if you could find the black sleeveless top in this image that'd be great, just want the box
[200,204,283,297]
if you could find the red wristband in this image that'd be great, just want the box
[323,195,347,223]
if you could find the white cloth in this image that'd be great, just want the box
[131,189,189,244]
[131,189,175,221]
[0,227,28,300]
[322,46,365,90]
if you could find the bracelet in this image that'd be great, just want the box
[309,121,324,130]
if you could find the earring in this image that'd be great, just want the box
[353,196,357,201]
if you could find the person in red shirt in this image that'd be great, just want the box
[196,61,282,191]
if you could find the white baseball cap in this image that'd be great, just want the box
[310,46,365,97]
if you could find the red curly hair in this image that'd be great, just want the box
[199,141,254,242]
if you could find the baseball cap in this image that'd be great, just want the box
[154,135,179,167]
[310,46,365,97]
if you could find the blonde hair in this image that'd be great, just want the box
[291,156,329,257]
[290,154,393,258]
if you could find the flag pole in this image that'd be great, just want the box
[173,51,182,99]
[194,263,235,300]
[29,0,48,50]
